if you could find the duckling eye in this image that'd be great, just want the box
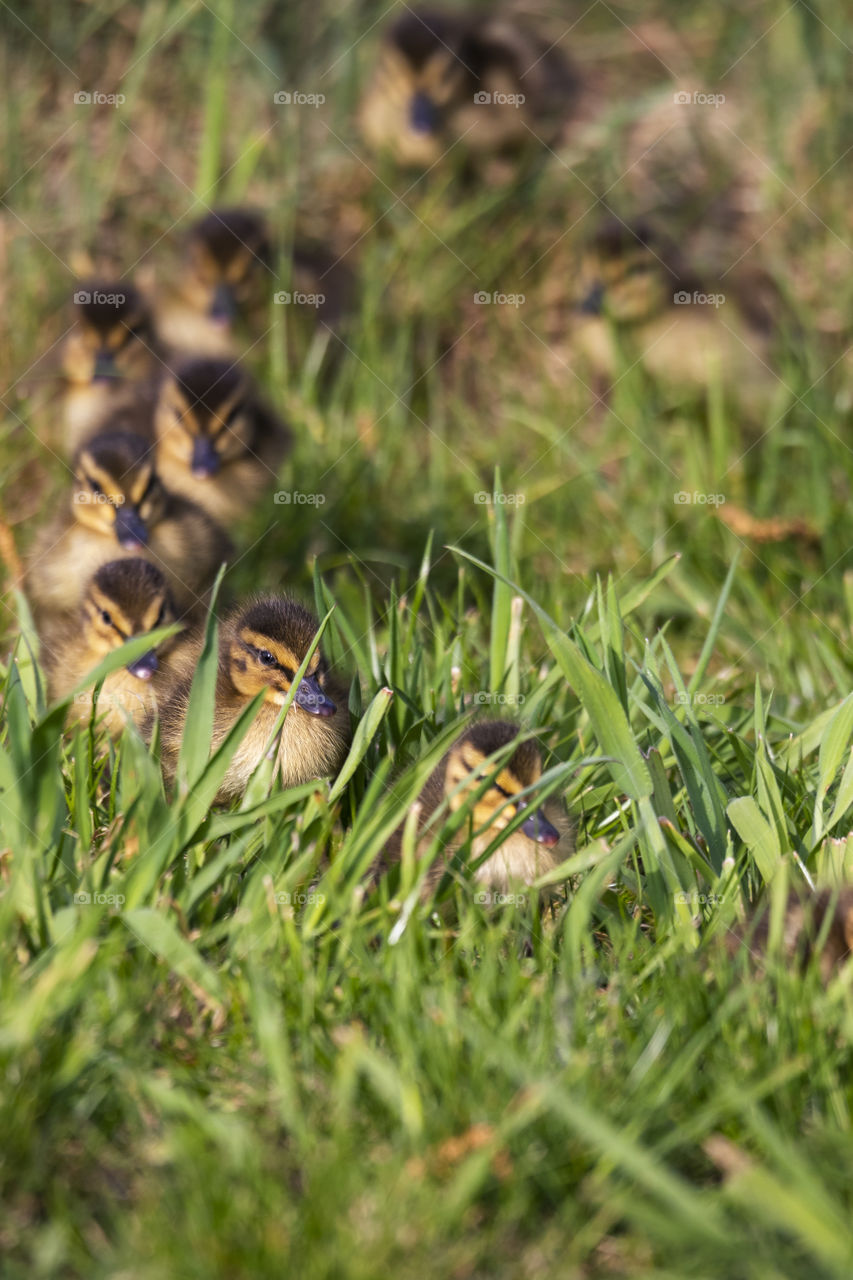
[89,477,103,495]
[100,609,112,626]
[256,649,276,667]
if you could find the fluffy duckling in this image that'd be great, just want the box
[25,430,232,626]
[359,8,578,170]
[153,356,291,524]
[41,558,180,737]
[154,596,351,804]
[377,720,567,896]
[573,219,779,415]
[151,208,273,356]
[61,281,162,456]
[726,887,853,983]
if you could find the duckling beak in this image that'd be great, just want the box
[579,282,605,316]
[127,649,158,680]
[293,675,337,718]
[410,90,439,134]
[209,283,236,325]
[518,801,560,847]
[191,436,221,478]
[114,506,148,549]
[93,348,117,381]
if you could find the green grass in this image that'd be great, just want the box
[3,1,853,1275]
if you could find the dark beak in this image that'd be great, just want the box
[209,282,236,324]
[293,675,337,718]
[410,90,438,134]
[191,435,221,478]
[579,282,605,316]
[127,649,158,680]
[114,505,148,549]
[93,348,117,381]
[518,802,561,847]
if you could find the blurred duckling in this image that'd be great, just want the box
[25,430,232,626]
[377,720,568,896]
[573,219,780,416]
[153,596,350,804]
[153,356,291,524]
[61,281,162,456]
[151,208,273,357]
[41,558,180,737]
[726,886,853,983]
[359,7,578,170]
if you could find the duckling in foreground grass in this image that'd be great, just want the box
[572,218,781,417]
[152,596,351,804]
[726,886,853,983]
[376,720,569,898]
[359,7,578,171]
[61,281,162,456]
[153,356,291,525]
[25,430,232,626]
[151,208,273,357]
[41,558,179,737]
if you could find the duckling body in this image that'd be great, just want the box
[360,8,578,170]
[726,887,853,983]
[154,597,350,803]
[25,431,232,626]
[150,208,273,357]
[41,558,180,737]
[379,721,568,895]
[572,219,780,417]
[153,357,291,524]
[61,282,163,456]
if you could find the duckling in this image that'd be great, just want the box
[377,720,568,897]
[61,281,162,456]
[359,8,578,170]
[151,208,273,357]
[41,558,180,737]
[152,356,291,525]
[25,430,232,626]
[725,886,853,984]
[572,218,781,417]
[153,596,350,804]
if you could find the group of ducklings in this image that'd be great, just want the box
[16,8,849,945]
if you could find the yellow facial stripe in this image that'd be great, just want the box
[128,465,153,505]
[79,457,126,506]
[239,631,307,673]
[140,594,168,632]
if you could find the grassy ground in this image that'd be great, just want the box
[2,0,853,1276]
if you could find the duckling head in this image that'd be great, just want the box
[225,597,338,717]
[578,220,678,326]
[82,558,176,679]
[444,720,559,846]
[363,9,473,164]
[62,281,155,385]
[154,356,252,479]
[180,208,272,328]
[72,431,166,549]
